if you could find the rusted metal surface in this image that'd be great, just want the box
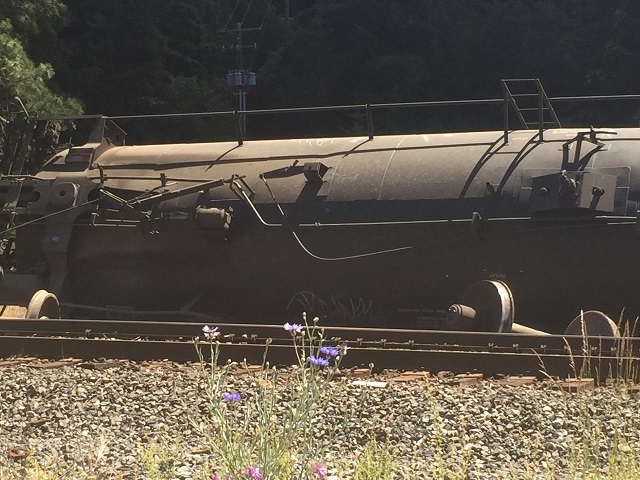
[0,319,632,354]
[0,320,638,380]
[0,336,635,380]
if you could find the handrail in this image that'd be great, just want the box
[34,94,640,123]
[29,82,640,148]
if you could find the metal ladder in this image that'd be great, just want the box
[501,78,561,144]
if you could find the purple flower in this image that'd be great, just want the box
[320,346,340,358]
[211,475,219,480]
[202,325,220,339]
[311,461,328,479]
[242,466,263,480]
[308,355,329,367]
[221,392,241,402]
[283,322,303,333]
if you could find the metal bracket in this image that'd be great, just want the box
[366,103,374,140]
[471,211,484,241]
[561,127,617,167]
[1,178,24,214]
[529,170,617,213]
[98,189,152,222]
[130,178,226,206]
[96,164,106,187]
[229,174,255,200]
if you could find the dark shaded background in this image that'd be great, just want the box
[17,0,640,143]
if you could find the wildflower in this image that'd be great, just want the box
[202,325,220,339]
[208,426,216,436]
[211,475,219,480]
[319,346,340,358]
[308,355,329,367]
[283,322,303,334]
[242,466,263,480]
[339,342,350,356]
[311,461,328,479]
[221,392,241,402]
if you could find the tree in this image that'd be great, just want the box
[0,0,82,171]
[254,0,640,137]
[0,20,81,118]
[55,0,242,144]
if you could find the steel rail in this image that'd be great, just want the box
[0,319,631,352]
[0,335,636,380]
[0,320,637,380]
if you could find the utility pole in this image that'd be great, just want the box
[219,22,259,137]
[284,0,290,29]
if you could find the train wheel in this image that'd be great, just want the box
[564,310,620,337]
[26,290,60,320]
[447,280,514,332]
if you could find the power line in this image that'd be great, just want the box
[241,0,255,24]
[249,0,273,69]
[259,0,272,29]
[223,0,243,30]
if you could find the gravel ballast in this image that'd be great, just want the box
[0,359,639,479]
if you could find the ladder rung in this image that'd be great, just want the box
[511,93,539,97]
[519,107,547,111]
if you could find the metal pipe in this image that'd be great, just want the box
[448,303,550,335]
[510,323,549,335]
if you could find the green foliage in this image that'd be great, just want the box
[191,316,364,480]
[255,0,640,136]
[0,20,82,118]
[138,437,181,480]
[0,0,66,45]
[0,0,82,171]
[354,435,396,480]
[0,0,81,117]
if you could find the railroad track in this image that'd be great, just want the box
[0,318,638,380]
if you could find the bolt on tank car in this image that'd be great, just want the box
[0,79,637,335]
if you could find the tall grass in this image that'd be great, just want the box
[353,435,396,480]
[191,315,368,480]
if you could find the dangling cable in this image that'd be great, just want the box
[248,175,416,261]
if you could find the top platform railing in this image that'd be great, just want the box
[32,78,640,147]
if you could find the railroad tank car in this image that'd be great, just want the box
[1,98,640,333]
